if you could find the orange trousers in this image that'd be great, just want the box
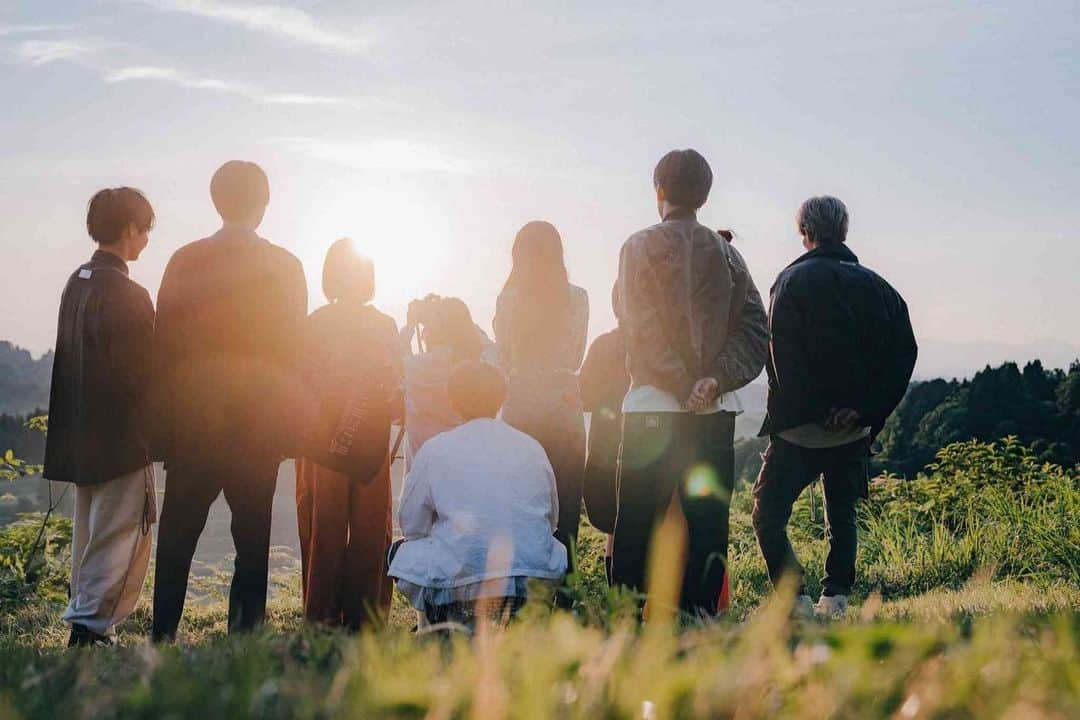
[295,457,393,629]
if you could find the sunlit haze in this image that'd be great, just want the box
[2,1,1078,378]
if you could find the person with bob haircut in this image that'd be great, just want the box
[753,196,916,618]
[293,238,402,629]
[612,149,769,618]
[398,294,494,470]
[44,187,158,646]
[152,161,307,641]
[388,360,567,631]
[494,221,589,586]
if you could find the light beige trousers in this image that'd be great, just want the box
[63,465,156,636]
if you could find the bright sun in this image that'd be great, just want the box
[288,182,451,314]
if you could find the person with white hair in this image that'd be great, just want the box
[753,195,917,618]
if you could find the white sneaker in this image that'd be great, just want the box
[815,594,849,618]
[792,594,814,619]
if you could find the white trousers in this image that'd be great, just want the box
[63,465,156,636]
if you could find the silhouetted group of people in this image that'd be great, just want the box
[44,150,916,646]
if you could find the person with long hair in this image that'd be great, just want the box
[399,294,493,470]
[294,238,401,629]
[494,221,589,569]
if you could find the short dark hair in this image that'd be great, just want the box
[448,361,506,420]
[653,149,712,209]
[86,187,154,246]
[210,160,269,221]
[322,238,375,303]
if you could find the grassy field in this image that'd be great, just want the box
[1,437,1077,719]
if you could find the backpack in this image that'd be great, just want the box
[300,304,396,482]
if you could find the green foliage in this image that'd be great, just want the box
[0,594,1076,718]
[0,514,72,612]
[0,437,1078,718]
[876,360,1080,477]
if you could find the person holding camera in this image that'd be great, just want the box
[398,294,493,470]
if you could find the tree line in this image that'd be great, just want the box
[733,359,1080,483]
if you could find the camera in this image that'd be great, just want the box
[407,293,443,327]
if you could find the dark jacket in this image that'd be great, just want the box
[152,226,308,466]
[44,251,155,486]
[760,243,917,439]
[579,327,629,533]
[616,208,769,400]
[298,301,402,479]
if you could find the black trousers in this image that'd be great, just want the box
[152,458,279,640]
[751,436,869,598]
[612,412,735,617]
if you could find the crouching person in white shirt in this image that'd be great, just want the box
[388,360,567,631]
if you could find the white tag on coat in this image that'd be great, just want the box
[78,269,92,279]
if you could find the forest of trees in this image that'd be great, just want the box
[732,360,1080,482]
[875,359,1080,477]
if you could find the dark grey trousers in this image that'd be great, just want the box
[752,436,869,597]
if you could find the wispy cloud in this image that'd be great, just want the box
[11,38,106,66]
[277,137,475,175]
[141,0,372,55]
[0,23,64,37]
[106,65,249,94]
[105,64,367,107]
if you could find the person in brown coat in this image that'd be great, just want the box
[295,238,402,629]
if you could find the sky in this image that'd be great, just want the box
[1,0,1078,378]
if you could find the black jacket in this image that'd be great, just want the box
[44,251,155,486]
[152,227,307,466]
[760,243,917,440]
[579,327,629,534]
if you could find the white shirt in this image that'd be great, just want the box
[388,418,568,590]
[622,384,744,415]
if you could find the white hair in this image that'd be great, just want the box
[797,196,849,244]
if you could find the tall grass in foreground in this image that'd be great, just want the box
[0,585,1076,719]
[0,438,1077,718]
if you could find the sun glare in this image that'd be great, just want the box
[291,183,451,312]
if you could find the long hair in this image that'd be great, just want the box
[501,221,572,354]
[423,297,483,364]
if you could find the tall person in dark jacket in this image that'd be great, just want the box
[44,187,158,646]
[151,161,308,640]
[613,149,769,617]
[753,195,917,618]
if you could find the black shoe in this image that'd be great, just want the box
[67,623,113,647]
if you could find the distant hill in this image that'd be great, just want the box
[915,338,1079,380]
[0,342,52,415]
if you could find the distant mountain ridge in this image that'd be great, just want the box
[0,342,52,415]
[915,338,1079,381]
